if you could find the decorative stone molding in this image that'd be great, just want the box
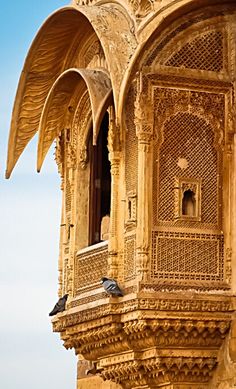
[52,294,233,388]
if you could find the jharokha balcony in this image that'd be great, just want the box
[6,0,236,388]
[51,232,234,389]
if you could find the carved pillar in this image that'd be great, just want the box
[134,75,153,282]
[55,134,65,297]
[67,140,77,296]
[231,106,236,292]
[108,106,121,279]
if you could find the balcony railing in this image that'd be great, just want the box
[74,241,108,295]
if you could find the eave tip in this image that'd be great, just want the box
[5,170,11,179]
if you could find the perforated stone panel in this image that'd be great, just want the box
[144,8,230,69]
[65,176,72,213]
[165,31,224,72]
[124,235,136,281]
[151,85,224,287]
[125,86,138,195]
[75,244,108,292]
[154,111,222,229]
[151,231,224,283]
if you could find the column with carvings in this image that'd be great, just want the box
[107,106,121,279]
[55,133,65,297]
[134,74,153,282]
[65,130,77,296]
[230,102,236,292]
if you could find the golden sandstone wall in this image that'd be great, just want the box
[6,0,236,388]
[78,377,121,389]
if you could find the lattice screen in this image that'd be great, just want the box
[65,175,72,213]
[124,235,136,281]
[75,245,108,292]
[125,86,138,194]
[154,112,222,229]
[151,231,224,283]
[152,109,224,286]
[165,31,224,72]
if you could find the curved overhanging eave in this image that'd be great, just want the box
[37,68,112,172]
[5,6,95,179]
[6,3,136,178]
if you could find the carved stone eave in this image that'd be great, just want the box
[6,3,137,178]
[37,68,112,171]
[52,292,235,387]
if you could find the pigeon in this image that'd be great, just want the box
[49,294,68,316]
[101,277,123,297]
[86,363,99,375]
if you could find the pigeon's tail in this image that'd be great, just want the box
[49,308,57,316]
[115,290,123,297]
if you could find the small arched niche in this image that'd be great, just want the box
[174,177,202,222]
[182,189,196,217]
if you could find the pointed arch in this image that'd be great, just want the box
[117,0,236,123]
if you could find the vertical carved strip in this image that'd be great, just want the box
[58,195,65,297]
[134,75,153,281]
[225,99,235,287]
[231,132,236,291]
[108,106,121,279]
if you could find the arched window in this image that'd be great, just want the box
[182,189,196,217]
[88,112,111,245]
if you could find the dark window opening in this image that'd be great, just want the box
[89,112,111,245]
[128,200,132,220]
[182,189,196,217]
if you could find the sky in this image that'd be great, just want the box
[0,1,77,388]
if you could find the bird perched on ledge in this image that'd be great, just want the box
[101,277,124,297]
[49,294,68,316]
[86,363,99,375]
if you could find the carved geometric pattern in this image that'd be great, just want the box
[124,235,136,281]
[151,231,224,283]
[154,110,223,229]
[125,86,138,195]
[54,312,231,388]
[144,7,233,68]
[165,31,224,72]
[65,176,71,213]
[74,244,108,293]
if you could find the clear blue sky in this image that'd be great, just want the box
[0,2,77,388]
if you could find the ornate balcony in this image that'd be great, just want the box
[52,241,234,388]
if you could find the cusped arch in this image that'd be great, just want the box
[118,0,236,122]
[6,3,136,178]
[37,68,112,172]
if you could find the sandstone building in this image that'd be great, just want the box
[6,0,236,388]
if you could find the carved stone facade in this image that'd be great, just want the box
[6,0,236,388]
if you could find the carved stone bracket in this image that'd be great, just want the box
[52,297,233,388]
[54,131,65,190]
[134,74,153,135]
[78,144,88,170]
[108,106,121,154]
[72,90,92,170]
